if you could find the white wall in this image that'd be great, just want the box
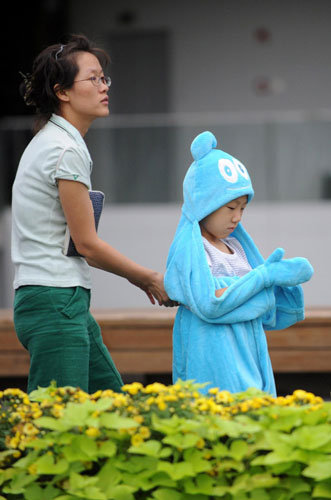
[3,202,328,309]
[69,0,331,113]
[89,202,330,309]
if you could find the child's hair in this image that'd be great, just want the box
[20,34,110,133]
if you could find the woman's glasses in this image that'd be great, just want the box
[74,75,111,88]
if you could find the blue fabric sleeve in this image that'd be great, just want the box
[262,284,305,330]
[172,264,276,324]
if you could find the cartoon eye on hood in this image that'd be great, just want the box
[182,131,254,222]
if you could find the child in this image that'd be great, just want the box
[164,131,314,396]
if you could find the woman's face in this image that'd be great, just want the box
[57,51,109,133]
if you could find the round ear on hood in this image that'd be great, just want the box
[191,131,217,161]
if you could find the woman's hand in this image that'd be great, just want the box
[129,271,179,307]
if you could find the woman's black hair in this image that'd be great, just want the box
[20,34,110,132]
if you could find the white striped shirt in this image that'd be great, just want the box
[202,236,252,278]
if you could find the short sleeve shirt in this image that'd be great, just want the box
[202,236,252,278]
[11,114,93,289]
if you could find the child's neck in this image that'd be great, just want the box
[200,226,233,254]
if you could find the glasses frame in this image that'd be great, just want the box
[73,75,111,88]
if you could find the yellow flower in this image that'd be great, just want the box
[157,400,167,411]
[122,382,143,395]
[91,390,102,399]
[139,426,151,439]
[216,391,234,404]
[32,408,43,419]
[8,436,20,449]
[144,382,166,394]
[196,438,205,449]
[133,415,144,424]
[28,464,38,475]
[293,389,308,400]
[85,427,100,438]
[41,399,52,408]
[239,402,250,413]
[23,423,39,436]
[131,433,144,446]
[208,388,219,395]
[51,404,64,418]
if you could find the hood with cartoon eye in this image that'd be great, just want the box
[182,131,254,222]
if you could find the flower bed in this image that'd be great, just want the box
[0,381,330,499]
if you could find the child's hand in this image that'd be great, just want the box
[265,248,285,265]
[266,257,314,287]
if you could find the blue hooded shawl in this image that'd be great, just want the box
[165,131,313,396]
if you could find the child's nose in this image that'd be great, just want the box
[232,210,242,222]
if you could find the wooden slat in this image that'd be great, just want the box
[110,351,172,373]
[269,349,331,372]
[0,308,330,376]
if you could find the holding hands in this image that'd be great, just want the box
[264,248,314,287]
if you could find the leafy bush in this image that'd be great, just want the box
[0,381,330,499]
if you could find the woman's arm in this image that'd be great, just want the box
[58,179,172,306]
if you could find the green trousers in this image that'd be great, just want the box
[14,286,123,394]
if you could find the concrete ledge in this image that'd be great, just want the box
[0,308,330,376]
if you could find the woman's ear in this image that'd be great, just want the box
[54,84,69,102]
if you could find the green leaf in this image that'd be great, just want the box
[291,425,331,450]
[152,487,183,500]
[2,470,36,494]
[51,496,77,500]
[162,432,200,449]
[250,489,270,500]
[280,477,311,494]
[34,453,68,475]
[100,412,138,430]
[94,397,114,411]
[32,416,65,431]
[79,486,107,500]
[267,407,304,432]
[97,461,122,491]
[107,484,136,500]
[128,440,163,457]
[157,460,195,480]
[250,473,280,489]
[229,440,248,460]
[303,459,331,480]
[98,440,117,457]
[182,474,215,495]
[312,480,331,498]
[116,455,158,474]
[24,483,47,500]
[183,448,212,473]
[148,471,177,489]
[212,442,230,457]
[69,471,99,489]
[62,435,98,461]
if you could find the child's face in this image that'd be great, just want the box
[199,195,248,241]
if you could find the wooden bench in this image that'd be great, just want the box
[0,308,330,377]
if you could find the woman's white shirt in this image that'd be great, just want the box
[11,114,93,289]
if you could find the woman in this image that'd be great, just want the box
[12,34,174,394]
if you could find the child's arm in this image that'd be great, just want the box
[263,285,305,330]
[167,251,312,325]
